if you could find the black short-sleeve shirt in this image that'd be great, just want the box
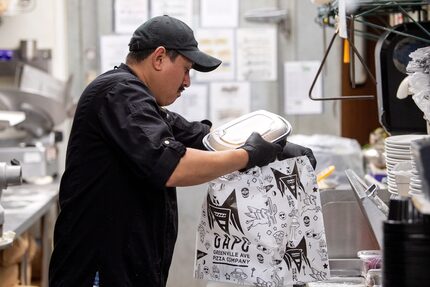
[49,64,210,287]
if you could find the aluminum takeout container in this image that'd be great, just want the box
[203,110,292,151]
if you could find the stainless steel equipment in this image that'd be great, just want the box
[320,188,379,277]
[0,40,51,78]
[0,40,68,180]
[319,178,390,277]
[0,144,58,179]
[0,162,22,249]
[345,169,388,248]
[0,88,67,135]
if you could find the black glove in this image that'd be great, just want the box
[278,141,317,169]
[240,132,282,170]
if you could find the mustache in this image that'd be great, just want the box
[178,86,185,93]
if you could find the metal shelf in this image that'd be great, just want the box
[316,0,429,30]
[348,0,428,11]
[309,0,430,101]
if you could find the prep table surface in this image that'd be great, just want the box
[2,182,59,235]
[1,181,59,287]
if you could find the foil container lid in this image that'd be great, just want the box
[203,110,292,151]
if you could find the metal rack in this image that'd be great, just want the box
[316,0,429,29]
[310,0,430,101]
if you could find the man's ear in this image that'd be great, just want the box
[152,46,167,71]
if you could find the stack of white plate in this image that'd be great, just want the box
[410,146,425,197]
[385,135,430,195]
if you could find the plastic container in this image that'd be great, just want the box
[357,250,382,276]
[203,110,292,151]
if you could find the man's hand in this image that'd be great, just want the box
[241,132,282,170]
[278,141,317,169]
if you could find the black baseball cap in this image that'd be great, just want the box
[129,15,222,72]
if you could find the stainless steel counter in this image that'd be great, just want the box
[1,181,59,287]
[2,182,59,235]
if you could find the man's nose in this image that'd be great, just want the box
[183,73,191,88]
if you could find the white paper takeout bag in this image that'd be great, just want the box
[194,157,330,286]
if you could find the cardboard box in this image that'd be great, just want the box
[0,264,19,287]
[0,233,29,267]
[0,232,40,286]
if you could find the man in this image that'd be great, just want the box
[49,15,316,287]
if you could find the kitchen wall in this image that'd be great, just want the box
[284,0,341,136]
[65,0,342,136]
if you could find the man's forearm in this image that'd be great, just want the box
[166,148,249,187]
